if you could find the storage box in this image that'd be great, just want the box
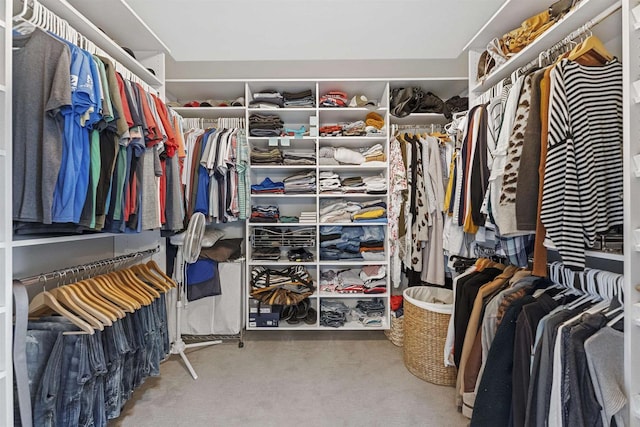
[249,312,280,327]
[249,300,281,314]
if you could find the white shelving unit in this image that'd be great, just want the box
[0,0,11,423]
[243,80,391,330]
[164,77,467,331]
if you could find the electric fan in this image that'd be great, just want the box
[169,212,222,379]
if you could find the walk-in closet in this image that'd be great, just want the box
[3,0,640,426]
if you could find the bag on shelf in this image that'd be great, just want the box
[250,265,316,306]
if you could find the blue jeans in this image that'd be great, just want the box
[102,320,128,420]
[27,319,91,427]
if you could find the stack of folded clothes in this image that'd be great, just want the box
[319,91,348,108]
[252,247,281,261]
[298,211,316,223]
[318,145,386,166]
[251,205,280,223]
[251,177,285,194]
[363,175,387,194]
[320,300,351,327]
[319,199,362,223]
[361,144,386,164]
[250,147,283,165]
[249,113,284,137]
[319,171,341,193]
[319,267,386,294]
[360,265,387,293]
[282,149,316,165]
[364,112,385,136]
[340,120,366,136]
[341,176,365,193]
[283,89,314,108]
[283,170,316,194]
[319,125,343,136]
[249,90,284,108]
[354,298,385,327]
[352,200,387,222]
[359,226,385,260]
[320,225,373,261]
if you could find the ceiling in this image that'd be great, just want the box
[126,0,505,63]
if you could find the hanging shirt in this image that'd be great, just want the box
[13,28,72,224]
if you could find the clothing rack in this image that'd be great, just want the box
[16,246,160,288]
[13,0,157,94]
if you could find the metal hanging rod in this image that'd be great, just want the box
[16,246,160,288]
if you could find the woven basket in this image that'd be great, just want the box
[384,314,404,347]
[402,287,456,386]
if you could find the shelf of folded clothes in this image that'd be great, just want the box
[246,87,316,109]
[317,82,389,109]
[250,172,317,196]
[319,265,387,297]
[318,113,386,138]
[249,146,317,167]
[318,144,387,167]
[319,225,386,262]
[318,298,387,329]
[319,198,387,224]
[249,204,317,225]
[318,171,388,196]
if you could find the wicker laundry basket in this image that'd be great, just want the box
[402,286,456,386]
[384,313,404,347]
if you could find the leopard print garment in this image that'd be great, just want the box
[500,73,534,206]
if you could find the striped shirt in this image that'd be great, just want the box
[541,59,623,269]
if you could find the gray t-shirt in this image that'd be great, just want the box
[13,28,72,224]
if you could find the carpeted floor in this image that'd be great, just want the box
[110,331,468,427]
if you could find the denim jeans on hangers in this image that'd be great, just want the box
[102,320,129,420]
[19,325,69,426]
[82,329,107,427]
[27,318,92,427]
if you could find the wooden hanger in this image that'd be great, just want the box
[118,267,161,299]
[71,280,124,320]
[49,286,106,330]
[147,260,177,288]
[131,264,171,292]
[111,269,157,304]
[87,276,138,313]
[61,280,117,324]
[28,290,95,334]
[101,271,149,307]
[567,35,613,65]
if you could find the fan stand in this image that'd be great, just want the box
[169,240,222,380]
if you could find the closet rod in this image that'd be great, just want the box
[16,246,160,288]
